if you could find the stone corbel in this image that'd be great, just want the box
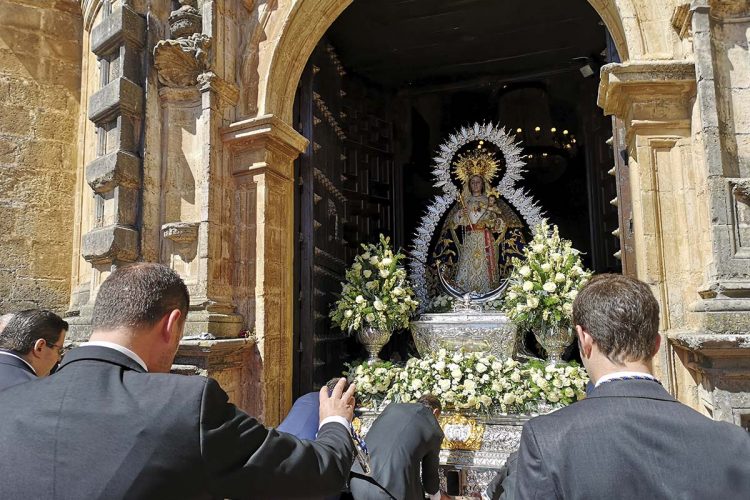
[221,114,309,179]
[162,222,199,244]
[733,179,750,205]
[598,61,697,137]
[669,331,750,425]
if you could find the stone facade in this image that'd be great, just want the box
[0,0,82,314]
[1,0,749,425]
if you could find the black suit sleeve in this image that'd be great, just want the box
[421,432,442,496]
[199,378,354,499]
[514,423,557,499]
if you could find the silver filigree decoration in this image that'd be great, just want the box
[409,122,544,309]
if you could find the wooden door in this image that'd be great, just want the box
[293,40,397,396]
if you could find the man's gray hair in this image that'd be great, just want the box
[572,274,660,364]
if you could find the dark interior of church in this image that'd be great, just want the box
[292,0,623,395]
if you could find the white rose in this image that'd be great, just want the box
[411,379,423,390]
[492,361,503,371]
[344,310,353,318]
[476,363,487,373]
[503,393,516,405]
[393,287,403,296]
[555,272,566,283]
[572,266,583,275]
[361,252,371,260]
[439,379,451,391]
[519,266,531,277]
[550,252,562,262]
[369,256,379,265]
[434,361,445,371]
[522,281,534,292]
[515,304,526,313]
[451,369,462,380]
[567,290,578,300]
[547,393,560,403]
[564,387,575,398]
[541,263,552,272]
[355,295,365,304]
[452,352,464,363]
[563,303,573,314]
[365,313,375,323]
[373,300,385,311]
[510,372,521,383]
[479,395,492,406]
[379,269,390,278]
[532,244,544,253]
[527,297,539,309]
[543,282,556,293]
[507,291,518,301]
[363,270,373,278]
[381,257,392,266]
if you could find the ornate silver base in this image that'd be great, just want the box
[410,311,518,359]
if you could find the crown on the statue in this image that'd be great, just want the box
[452,149,499,185]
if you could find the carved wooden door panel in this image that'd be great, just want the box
[293,41,396,396]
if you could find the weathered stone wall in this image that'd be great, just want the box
[0,0,82,314]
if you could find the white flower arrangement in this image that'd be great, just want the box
[347,349,588,413]
[502,220,592,329]
[330,234,419,333]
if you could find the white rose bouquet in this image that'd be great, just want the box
[330,234,419,333]
[502,220,592,329]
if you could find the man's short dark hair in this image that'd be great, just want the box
[572,273,660,364]
[0,310,68,354]
[92,263,190,331]
[417,394,442,413]
[325,377,351,393]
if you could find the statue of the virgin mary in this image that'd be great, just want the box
[433,149,526,294]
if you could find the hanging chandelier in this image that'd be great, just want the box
[498,86,577,182]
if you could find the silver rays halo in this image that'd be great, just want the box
[408,122,545,311]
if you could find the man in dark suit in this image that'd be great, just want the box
[0,263,356,499]
[0,309,67,391]
[510,274,750,499]
[349,395,447,500]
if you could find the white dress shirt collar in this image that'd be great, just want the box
[81,341,149,372]
[595,370,656,387]
[0,350,36,375]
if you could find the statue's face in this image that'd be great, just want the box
[469,176,483,195]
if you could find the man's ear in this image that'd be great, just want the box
[31,338,46,357]
[160,309,183,344]
[652,334,662,357]
[576,325,593,359]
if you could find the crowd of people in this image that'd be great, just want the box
[0,264,749,499]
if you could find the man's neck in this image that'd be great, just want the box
[587,359,654,386]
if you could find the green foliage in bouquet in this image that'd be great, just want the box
[330,234,419,333]
[346,349,589,413]
[502,220,592,329]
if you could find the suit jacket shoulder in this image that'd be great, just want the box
[0,353,36,391]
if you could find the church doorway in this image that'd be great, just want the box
[291,0,626,396]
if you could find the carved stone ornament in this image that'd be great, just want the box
[162,222,199,243]
[153,34,211,87]
[169,1,202,39]
[733,179,750,205]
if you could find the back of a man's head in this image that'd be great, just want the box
[572,273,659,364]
[92,263,190,332]
[417,394,442,416]
[0,309,68,355]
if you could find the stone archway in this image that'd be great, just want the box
[228,0,750,423]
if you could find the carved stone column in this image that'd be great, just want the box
[598,60,705,401]
[222,114,308,425]
[67,3,147,340]
[667,0,750,424]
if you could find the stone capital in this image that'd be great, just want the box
[221,114,309,180]
[598,61,697,129]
